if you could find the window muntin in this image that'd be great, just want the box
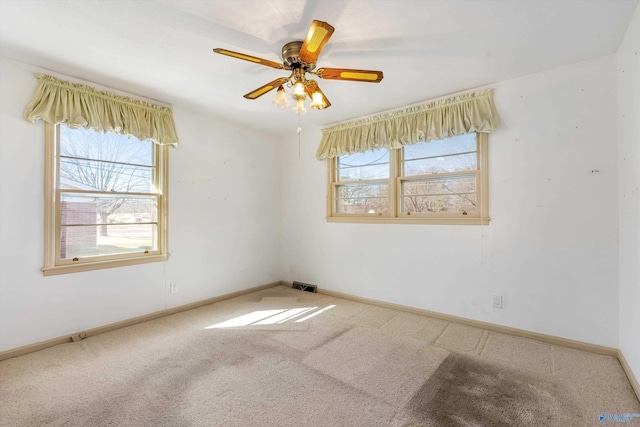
[400,174,477,214]
[403,134,477,159]
[59,224,158,260]
[59,192,158,260]
[399,133,479,216]
[334,148,390,215]
[328,133,488,224]
[335,182,390,215]
[337,149,390,181]
[44,124,168,275]
[59,158,155,192]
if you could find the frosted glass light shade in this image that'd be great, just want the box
[292,98,307,115]
[292,82,306,100]
[310,91,325,109]
[272,86,290,108]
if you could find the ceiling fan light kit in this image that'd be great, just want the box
[272,86,290,108]
[213,20,383,114]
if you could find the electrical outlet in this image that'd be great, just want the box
[170,282,179,294]
[492,295,503,309]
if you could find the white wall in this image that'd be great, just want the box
[618,3,640,383]
[0,57,282,352]
[0,47,630,356]
[280,54,620,347]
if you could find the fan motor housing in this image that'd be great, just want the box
[282,41,315,71]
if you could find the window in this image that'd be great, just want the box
[327,133,488,224]
[43,123,169,275]
[334,148,391,215]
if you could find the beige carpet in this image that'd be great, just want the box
[1,285,638,426]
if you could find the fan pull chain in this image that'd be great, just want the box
[297,110,302,158]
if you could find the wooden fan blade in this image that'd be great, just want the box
[304,80,331,110]
[243,77,290,100]
[299,20,335,64]
[213,48,284,69]
[316,68,383,83]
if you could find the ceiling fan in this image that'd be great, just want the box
[213,20,384,112]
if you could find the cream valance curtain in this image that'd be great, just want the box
[316,89,498,160]
[24,74,178,146]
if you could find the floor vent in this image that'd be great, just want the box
[292,281,317,293]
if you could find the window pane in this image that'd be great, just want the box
[60,193,157,225]
[338,149,389,167]
[336,198,389,215]
[336,182,389,214]
[59,157,154,192]
[60,224,157,260]
[338,164,390,181]
[404,134,476,160]
[402,194,477,214]
[401,175,477,214]
[402,175,476,196]
[338,149,389,181]
[60,126,153,166]
[403,152,477,175]
[337,182,388,198]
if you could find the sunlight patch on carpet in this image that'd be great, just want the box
[205,305,336,330]
[295,305,336,322]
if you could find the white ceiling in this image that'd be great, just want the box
[0,0,637,138]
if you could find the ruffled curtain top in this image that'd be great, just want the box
[24,74,178,146]
[316,89,497,160]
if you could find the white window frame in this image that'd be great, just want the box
[43,123,169,276]
[326,133,489,225]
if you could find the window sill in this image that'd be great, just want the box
[326,216,490,225]
[42,254,169,276]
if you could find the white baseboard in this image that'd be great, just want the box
[0,281,281,361]
[618,350,640,402]
[311,285,618,356]
[3,279,638,403]
[291,282,638,401]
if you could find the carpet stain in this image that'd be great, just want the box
[403,352,583,427]
[22,333,285,427]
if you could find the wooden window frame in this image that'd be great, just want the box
[326,133,489,225]
[43,123,169,276]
